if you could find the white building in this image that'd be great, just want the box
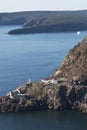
[41,78,58,84]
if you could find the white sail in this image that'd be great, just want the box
[77,31,81,35]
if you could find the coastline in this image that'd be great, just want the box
[8,25,87,35]
[0,36,87,113]
[0,80,87,113]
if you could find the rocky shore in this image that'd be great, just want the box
[0,36,87,112]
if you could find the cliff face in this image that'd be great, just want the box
[0,37,87,112]
[54,36,87,85]
[0,83,87,112]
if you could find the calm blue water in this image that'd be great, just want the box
[0,26,87,130]
[0,26,87,96]
[0,110,87,130]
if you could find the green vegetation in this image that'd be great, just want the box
[1,10,87,34]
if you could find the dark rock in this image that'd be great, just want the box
[54,36,87,85]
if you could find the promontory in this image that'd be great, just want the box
[1,10,87,34]
[0,36,87,112]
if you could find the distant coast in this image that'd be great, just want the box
[8,24,87,34]
[0,10,87,34]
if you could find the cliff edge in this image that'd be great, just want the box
[54,36,87,85]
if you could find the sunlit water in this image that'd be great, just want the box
[0,26,87,130]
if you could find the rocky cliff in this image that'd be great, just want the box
[0,37,87,112]
[54,36,87,85]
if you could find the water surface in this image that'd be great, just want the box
[0,110,87,130]
[0,26,87,130]
[0,26,86,95]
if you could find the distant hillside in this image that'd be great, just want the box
[0,10,87,34]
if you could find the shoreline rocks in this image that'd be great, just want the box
[0,82,87,113]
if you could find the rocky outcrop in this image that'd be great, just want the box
[54,36,87,85]
[0,82,87,112]
[0,37,87,112]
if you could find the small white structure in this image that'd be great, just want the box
[26,78,32,86]
[41,79,50,84]
[6,91,14,99]
[50,79,58,84]
[14,93,26,99]
[12,88,21,94]
[6,90,26,99]
[77,31,81,35]
[16,88,21,93]
[28,78,31,83]
[41,78,58,84]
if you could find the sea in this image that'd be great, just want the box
[0,26,87,130]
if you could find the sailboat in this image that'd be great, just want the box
[77,31,81,35]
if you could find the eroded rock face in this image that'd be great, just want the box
[54,36,87,85]
[0,83,87,112]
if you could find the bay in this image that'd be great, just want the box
[0,26,87,130]
[0,26,86,95]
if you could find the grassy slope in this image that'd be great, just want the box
[1,10,87,33]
